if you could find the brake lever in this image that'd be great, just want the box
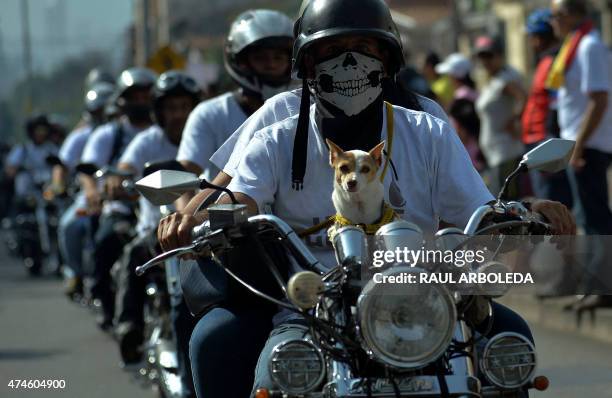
[135,238,209,276]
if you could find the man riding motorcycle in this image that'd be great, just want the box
[111,71,200,392]
[159,1,451,244]
[4,115,59,275]
[175,9,294,205]
[160,1,574,397]
[54,81,115,296]
[5,115,58,201]
[79,66,157,329]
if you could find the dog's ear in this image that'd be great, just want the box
[368,141,386,167]
[326,139,344,166]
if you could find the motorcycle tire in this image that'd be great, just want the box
[24,256,42,276]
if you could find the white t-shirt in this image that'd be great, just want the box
[81,117,147,168]
[176,92,247,180]
[558,31,612,153]
[119,125,178,236]
[6,141,58,197]
[59,124,94,171]
[211,88,451,177]
[227,103,494,268]
[475,67,525,167]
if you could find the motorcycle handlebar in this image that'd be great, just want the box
[136,214,327,277]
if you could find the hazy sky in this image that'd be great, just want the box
[0,0,134,73]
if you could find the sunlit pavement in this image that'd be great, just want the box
[0,245,151,398]
[1,244,612,397]
[532,323,612,397]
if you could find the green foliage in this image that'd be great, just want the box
[5,51,110,144]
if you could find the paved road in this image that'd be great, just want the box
[532,323,612,397]
[0,250,151,398]
[1,248,611,398]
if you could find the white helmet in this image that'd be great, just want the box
[224,9,294,100]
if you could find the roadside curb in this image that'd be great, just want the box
[500,295,612,344]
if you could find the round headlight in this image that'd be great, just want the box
[481,332,536,390]
[375,221,424,253]
[358,266,456,369]
[269,339,325,394]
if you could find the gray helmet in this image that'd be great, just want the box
[85,68,114,89]
[115,67,157,100]
[85,82,115,112]
[224,9,294,99]
[292,0,404,79]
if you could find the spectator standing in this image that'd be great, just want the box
[436,53,479,103]
[449,98,486,172]
[474,35,527,199]
[523,8,573,207]
[548,0,612,308]
[422,51,455,108]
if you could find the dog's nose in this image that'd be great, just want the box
[347,180,357,189]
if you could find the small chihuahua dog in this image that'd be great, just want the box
[326,139,386,226]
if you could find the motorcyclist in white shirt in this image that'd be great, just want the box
[174,9,294,209]
[78,67,157,330]
[167,1,575,397]
[5,115,58,201]
[54,81,115,297]
[110,72,201,392]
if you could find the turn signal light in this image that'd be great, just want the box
[255,388,270,398]
[533,375,550,391]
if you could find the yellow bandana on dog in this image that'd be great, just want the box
[332,203,397,235]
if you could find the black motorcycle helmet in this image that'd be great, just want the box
[25,114,51,141]
[291,0,404,79]
[290,0,404,190]
[152,70,201,127]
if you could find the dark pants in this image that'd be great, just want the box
[91,212,134,322]
[568,148,612,293]
[173,299,198,398]
[526,142,573,208]
[189,304,275,398]
[570,148,612,235]
[114,232,155,328]
[483,301,534,344]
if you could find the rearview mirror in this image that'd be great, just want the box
[135,170,201,205]
[142,160,186,178]
[519,138,575,173]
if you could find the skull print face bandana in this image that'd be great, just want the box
[314,51,384,117]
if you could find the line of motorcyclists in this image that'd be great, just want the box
[1,1,580,398]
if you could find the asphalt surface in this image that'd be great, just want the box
[0,247,151,398]
[0,244,611,398]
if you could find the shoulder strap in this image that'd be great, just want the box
[108,122,125,165]
[380,101,394,182]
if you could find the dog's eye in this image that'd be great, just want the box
[339,165,350,173]
[360,166,370,174]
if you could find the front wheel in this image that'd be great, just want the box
[24,256,42,276]
[22,242,43,276]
